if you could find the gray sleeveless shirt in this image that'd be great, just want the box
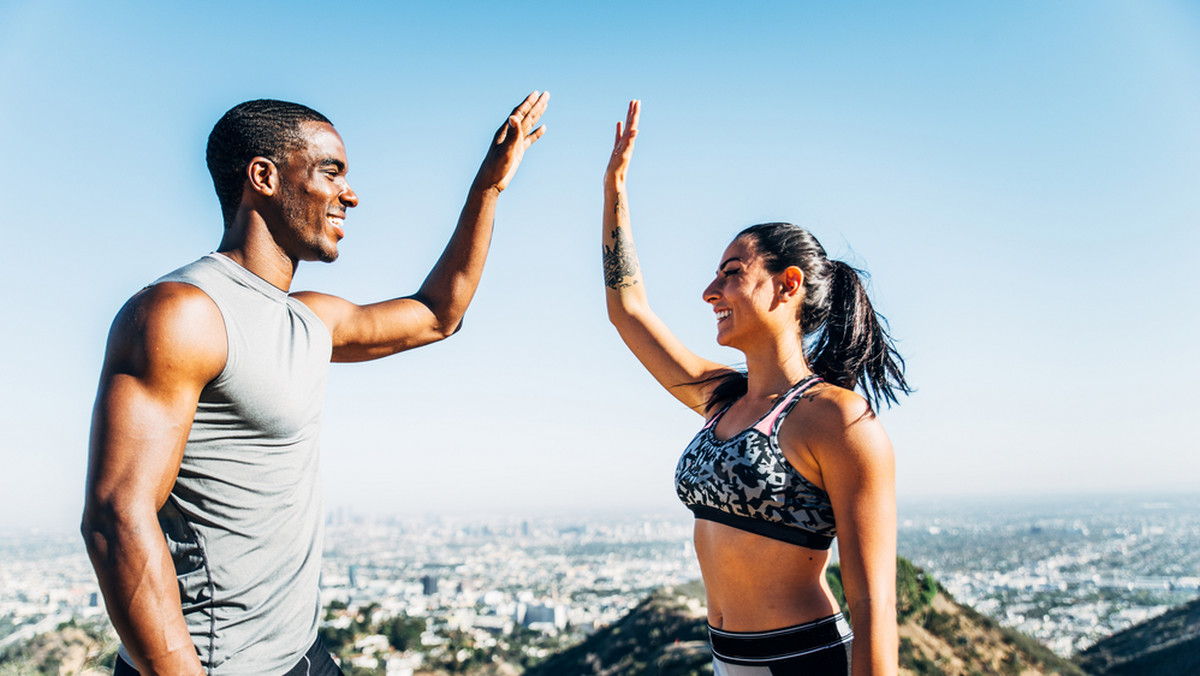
[126,253,332,674]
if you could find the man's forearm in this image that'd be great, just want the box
[83,511,203,675]
[412,181,501,334]
[409,91,546,333]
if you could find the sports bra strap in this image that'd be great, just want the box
[752,375,824,437]
[702,375,824,435]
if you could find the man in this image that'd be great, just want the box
[81,92,549,675]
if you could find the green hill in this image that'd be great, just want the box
[527,558,1085,676]
[1,558,1102,676]
[0,618,116,676]
[1074,595,1200,675]
[523,580,711,676]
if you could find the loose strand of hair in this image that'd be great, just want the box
[703,371,748,414]
[677,370,749,415]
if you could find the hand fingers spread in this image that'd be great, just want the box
[525,124,547,146]
[520,91,551,132]
[510,91,540,119]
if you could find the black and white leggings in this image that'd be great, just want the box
[709,613,853,675]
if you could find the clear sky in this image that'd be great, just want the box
[2,1,1197,530]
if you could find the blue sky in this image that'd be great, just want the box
[1,1,1197,530]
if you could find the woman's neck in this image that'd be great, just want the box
[742,338,812,401]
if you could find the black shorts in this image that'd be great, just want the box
[114,636,344,676]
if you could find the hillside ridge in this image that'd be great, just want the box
[1075,594,1200,675]
[527,558,1085,676]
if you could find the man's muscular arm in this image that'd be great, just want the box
[295,91,550,362]
[82,283,226,676]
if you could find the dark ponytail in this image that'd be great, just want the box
[809,259,909,409]
[704,223,910,412]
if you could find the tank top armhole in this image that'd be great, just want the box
[286,295,333,344]
[285,296,333,363]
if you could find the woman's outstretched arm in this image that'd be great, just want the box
[603,100,730,414]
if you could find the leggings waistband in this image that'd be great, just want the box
[708,613,852,664]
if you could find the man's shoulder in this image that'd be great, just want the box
[107,281,227,379]
[129,280,221,321]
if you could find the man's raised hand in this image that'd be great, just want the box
[476,90,550,194]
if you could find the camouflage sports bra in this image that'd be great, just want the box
[675,375,836,550]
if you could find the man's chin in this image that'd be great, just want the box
[310,243,339,263]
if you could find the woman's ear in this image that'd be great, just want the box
[782,266,804,300]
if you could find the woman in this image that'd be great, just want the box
[602,100,908,675]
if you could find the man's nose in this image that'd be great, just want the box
[341,183,359,208]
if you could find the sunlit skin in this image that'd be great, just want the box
[83,92,549,675]
[259,122,356,264]
[602,100,897,675]
[703,239,805,355]
[694,240,837,631]
[218,122,359,289]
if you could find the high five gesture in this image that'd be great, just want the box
[477,90,550,194]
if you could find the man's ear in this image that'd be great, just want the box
[246,157,278,197]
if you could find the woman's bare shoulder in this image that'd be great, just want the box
[783,383,891,467]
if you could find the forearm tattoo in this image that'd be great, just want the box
[603,199,640,289]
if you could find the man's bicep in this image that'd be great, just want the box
[294,292,446,361]
[88,373,200,510]
[86,286,226,511]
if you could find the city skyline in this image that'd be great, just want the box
[2,2,1199,530]
[5,492,1199,662]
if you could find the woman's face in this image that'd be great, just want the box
[702,237,782,349]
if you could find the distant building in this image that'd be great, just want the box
[421,575,438,596]
[520,603,568,630]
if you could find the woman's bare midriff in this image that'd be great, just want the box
[694,518,839,631]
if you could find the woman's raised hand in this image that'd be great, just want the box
[605,100,640,191]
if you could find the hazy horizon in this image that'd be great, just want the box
[5,489,1198,535]
[2,2,1198,531]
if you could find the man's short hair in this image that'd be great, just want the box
[206,99,332,225]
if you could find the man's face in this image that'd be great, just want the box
[273,122,358,263]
